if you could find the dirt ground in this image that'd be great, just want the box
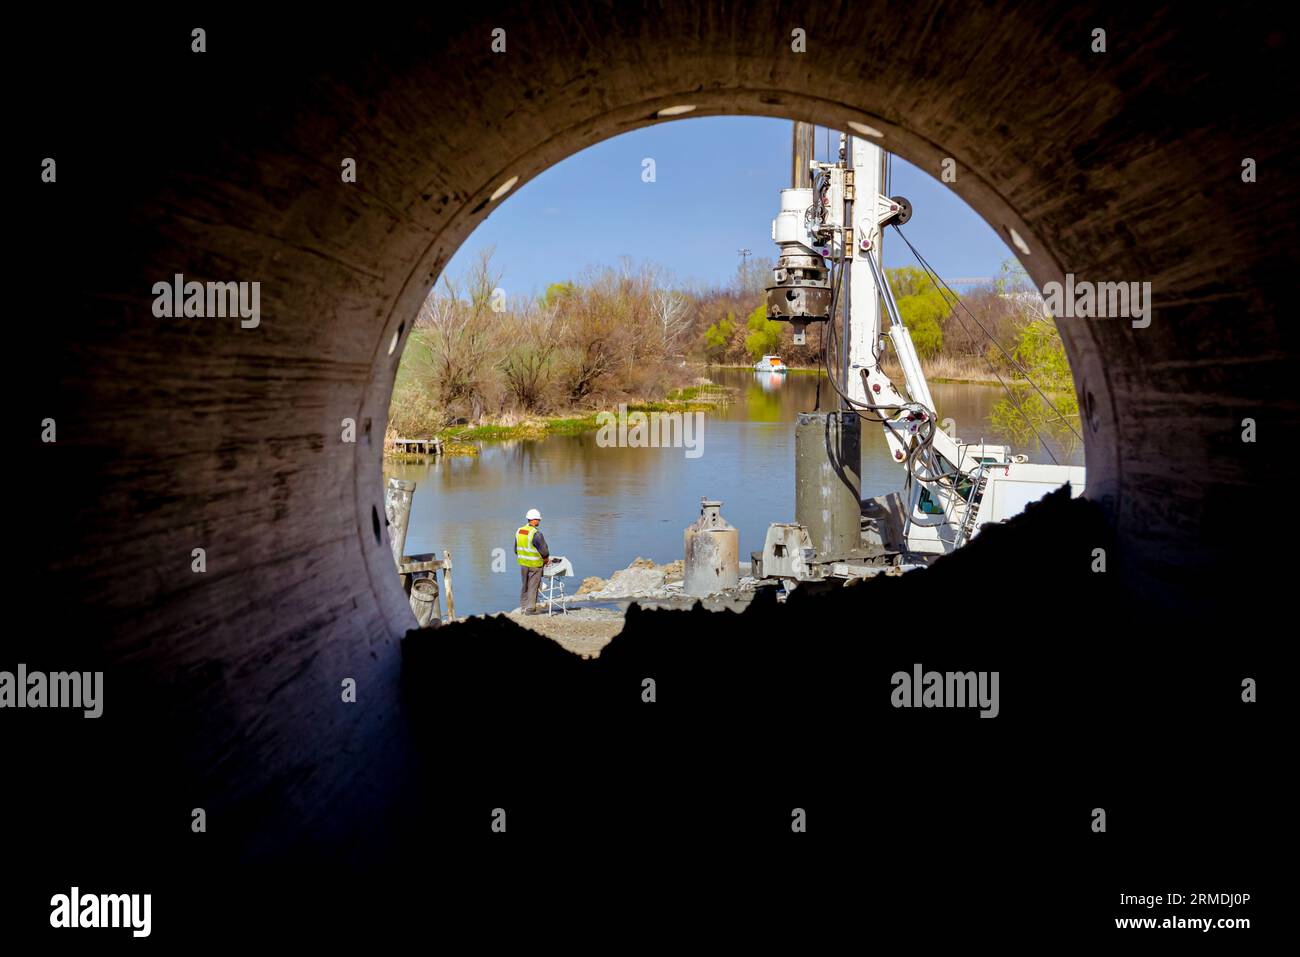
[487,557,757,657]
[500,607,625,657]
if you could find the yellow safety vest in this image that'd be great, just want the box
[516,525,544,567]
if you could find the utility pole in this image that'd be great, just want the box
[738,248,751,268]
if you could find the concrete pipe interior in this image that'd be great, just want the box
[17,4,1294,893]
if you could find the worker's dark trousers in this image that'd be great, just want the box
[520,566,543,611]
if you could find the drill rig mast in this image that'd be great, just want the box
[754,124,1085,588]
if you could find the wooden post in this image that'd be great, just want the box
[384,478,417,568]
[442,549,455,621]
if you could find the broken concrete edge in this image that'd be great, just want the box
[399,483,1132,663]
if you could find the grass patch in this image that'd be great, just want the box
[389,388,737,454]
[546,415,604,434]
[441,422,549,441]
[627,401,716,414]
[666,383,731,401]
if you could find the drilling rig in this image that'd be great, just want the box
[752,122,1086,590]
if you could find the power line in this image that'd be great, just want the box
[892,224,1083,456]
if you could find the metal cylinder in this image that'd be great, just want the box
[792,121,814,189]
[684,498,740,597]
[795,412,862,561]
[409,576,440,628]
[384,477,417,567]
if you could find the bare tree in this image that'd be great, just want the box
[499,298,564,411]
[653,288,691,353]
[734,257,773,298]
[557,271,622,403]
[390,250,714,435]
[418,248,505,422]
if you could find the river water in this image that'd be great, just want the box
[384,368,1084,617]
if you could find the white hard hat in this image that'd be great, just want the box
[526,508,542,521]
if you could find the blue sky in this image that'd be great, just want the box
[444,115,1017,297]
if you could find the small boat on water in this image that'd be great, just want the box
[754,354,788,373]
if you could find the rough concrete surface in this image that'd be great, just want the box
[13,5,1293,939]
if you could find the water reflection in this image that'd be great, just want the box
[385,367,1083,616]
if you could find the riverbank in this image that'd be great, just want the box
[383,369,1083,619]
[385,383,735,457]
[713,357,1020,386]
[712,363,822,373]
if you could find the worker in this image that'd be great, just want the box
[515,508,551,614]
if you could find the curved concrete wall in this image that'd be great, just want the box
[19,5,1295,864]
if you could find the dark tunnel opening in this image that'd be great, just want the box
[11,4,1292,942]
